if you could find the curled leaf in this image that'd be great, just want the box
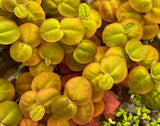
[79,3,90,18]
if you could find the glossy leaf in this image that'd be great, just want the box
[0,19,20,45]
[19,23,41,47]
[128,66,155,94]
[79,3,90,18]
[39,42,64,65]
[0,101,22,126]
[73,39,97,64]
[72,102,94,125]
[51,96,77,120]
[2,0,28,12]
[64,76,92,106]
[0,79,15,102]
[99,0,121,22]
[10,41,32,62]
[139,45,159,69]
[61,18,84,45]
[125,39,146,61]
[31,71,61,91]
[101,55,128,83]
[36,88,60,113]
[42,0,61,14]
[15,72,34,95]
[14,4,28,18]
[102,23,128,47]
[98,73,113,90]
[58,0,80,17]
[29,105,45,121]
[40,18,63,42]
[82,62,103,88]
[129,0,152,12]
[116,1,143,22]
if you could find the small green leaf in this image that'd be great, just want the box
[127,113,133,121]
[133,116,139,122]
[135,100,141,106]
[29,104,45,121]
[79,3,90,18]
[122,122,131,126]
[45,59,51,66]
[157,30,160,40]
[116,112,122,117]
[108,118,116,124]
[117,122,122,126]
[99,73,113,90]
[123,22,135,33]
[128,90,133,95]
[18,64,25,70]
[0,19,20,45]
[16,72,21,80]
[142,113,148,120]
[14,4,28,18]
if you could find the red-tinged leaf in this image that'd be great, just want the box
[103,91,120,114]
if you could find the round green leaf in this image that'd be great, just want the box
[58,0,80,17]
[64,76,92,106]
[129,0,152,12]
[14,4,28,18]
[31,71,61,91]
[79,3,90,18]
[0,19,20,45]
[125,39,146,61]
[141,84,160,109]
[128,66,155,94]
[121,18,143,40]
[36,88,60,113]
[40,18,63,42]
[19,23,41,47]
[123,22,135,33]
[72,102,94,125]
[23,47,41,66]
[139,45,159,69]
[101,55,128,83]
[151,62,160,84]
[145,0,160,23]
[102,23,128,47]
[0,79,15,102]
[23,1,45,26]
[105,46,126,59]
[19,91,38,117]
[99,73,113,90]
[51,96,77,120]
[99,0,121,22]
[88,8,102,28]
[10,41,32,62]
[39,42,64,65]
[0,101,22,126]
[42,0,61,15]
[15,72,34,96]
[61,18,84,45]
[116,1,143,22]
[2,0,28,12]
[73,39,97,64]
[82,62,103,89]
[29,105,45,121]
[80,19,97,39]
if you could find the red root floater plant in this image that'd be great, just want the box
[0,0,160,125]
